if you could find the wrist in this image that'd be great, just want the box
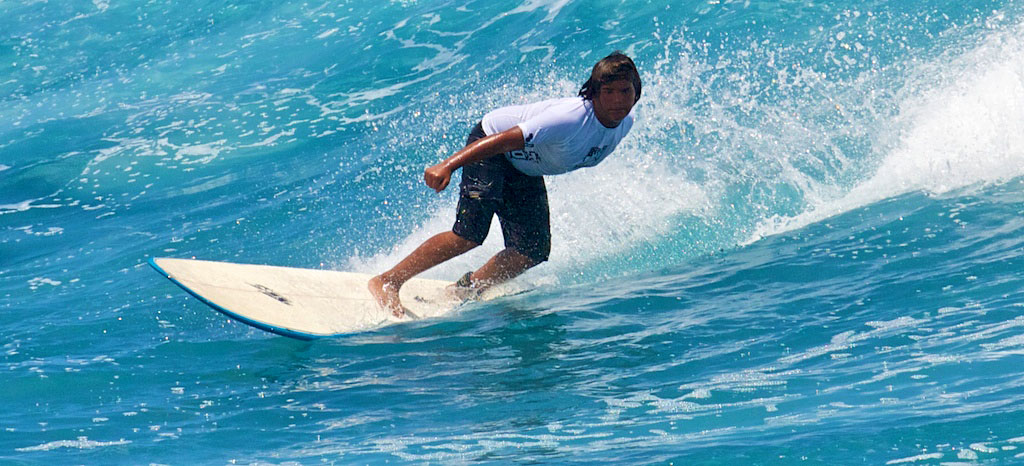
[440,159,458,172]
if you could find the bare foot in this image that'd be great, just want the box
[445,272,489,301]
[446,282,480,301]
[368,275,409,318]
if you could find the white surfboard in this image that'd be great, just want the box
[149,257,479,339]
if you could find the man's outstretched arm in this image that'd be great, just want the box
[424,126,525,192]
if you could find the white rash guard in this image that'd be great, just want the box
[480,97,635,177]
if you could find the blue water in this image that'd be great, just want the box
[4,0,1024,463]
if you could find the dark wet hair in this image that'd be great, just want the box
[578,51,642,103]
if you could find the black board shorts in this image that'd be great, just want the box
[452,122,551,263]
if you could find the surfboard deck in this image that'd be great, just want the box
[148,257,470,340]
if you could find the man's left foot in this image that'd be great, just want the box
[446,271,483,301]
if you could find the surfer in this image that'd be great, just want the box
[370,51,642,317]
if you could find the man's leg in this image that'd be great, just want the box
[468,247,540,287]
[369,231,478,317]
[371,122,496,317]
[462,168,549,292]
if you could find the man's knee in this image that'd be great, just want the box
[514,244,549,266]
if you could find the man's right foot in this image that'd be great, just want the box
[446,271,484,301]
[368,275,410,318]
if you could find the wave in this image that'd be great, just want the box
[352,11,1024,284]
[754,17,1024,240]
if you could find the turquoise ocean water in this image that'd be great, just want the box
[4,0,1024,463]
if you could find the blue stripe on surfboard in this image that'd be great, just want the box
[147,257,337,340]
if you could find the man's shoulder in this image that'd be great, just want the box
[523,97,589,126]
[538,96,588,112]
[620,113,636,132]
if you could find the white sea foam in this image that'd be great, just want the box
[16,437,130,452]
[316,28,339,39]
[750,19,1024,242]
[0,199,63,215]
[885,452,944,464]
[28,277,63,290]
[14,225,64,237]
[780,316,927,366]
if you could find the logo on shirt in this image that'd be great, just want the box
[574,146,609,169]
[510,132,540,162]
[509,149,540,162]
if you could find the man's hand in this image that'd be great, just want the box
[422,126,524,193]
[424,163,452,192]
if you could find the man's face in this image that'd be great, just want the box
[592,79,637,128]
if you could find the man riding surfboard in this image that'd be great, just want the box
[370,51,642,317]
